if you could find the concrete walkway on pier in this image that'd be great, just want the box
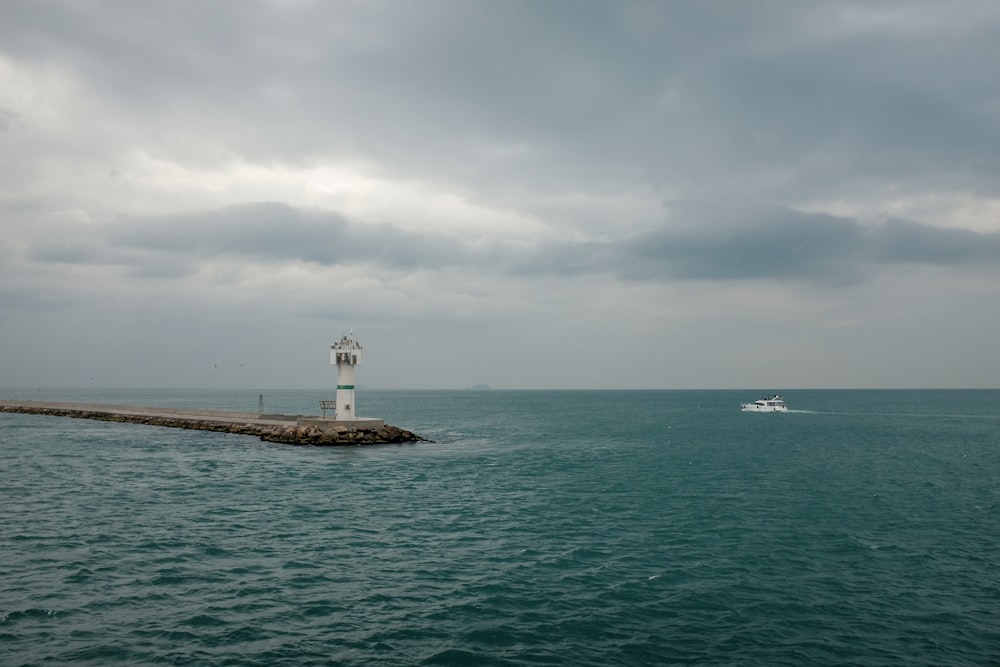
[0,400,384,432]
[0,400,298,426]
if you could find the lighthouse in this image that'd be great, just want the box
[330,333,362,420]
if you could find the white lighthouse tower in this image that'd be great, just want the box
[330,332,363,420]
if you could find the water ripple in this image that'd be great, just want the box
[3,391,1000,665]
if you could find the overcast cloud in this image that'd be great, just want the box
[2,0,999,390]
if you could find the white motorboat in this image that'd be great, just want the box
[741,394,788,412]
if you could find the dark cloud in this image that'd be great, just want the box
[26,243,103,265]
[499,204,1000,284]
[25,200,994,285]
[877,218,1000,264]
[618,210,868,283]
[107,202,472,273]
[613,209,1000,284]
[4,1,999,197]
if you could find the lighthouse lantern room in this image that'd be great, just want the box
[330,333,363,420]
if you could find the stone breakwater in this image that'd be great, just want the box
[0,403,426,446]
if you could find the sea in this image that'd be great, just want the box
[1,388,998,666]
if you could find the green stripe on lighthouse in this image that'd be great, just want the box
[337,385,355,390]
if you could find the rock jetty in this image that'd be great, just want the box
[0,401,427,446]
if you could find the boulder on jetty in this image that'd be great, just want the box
[258,423,423,445]
[0,403,427,446]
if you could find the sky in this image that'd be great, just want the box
[2,1,1000,390]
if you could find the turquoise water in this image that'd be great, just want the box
[2,389,999,665]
